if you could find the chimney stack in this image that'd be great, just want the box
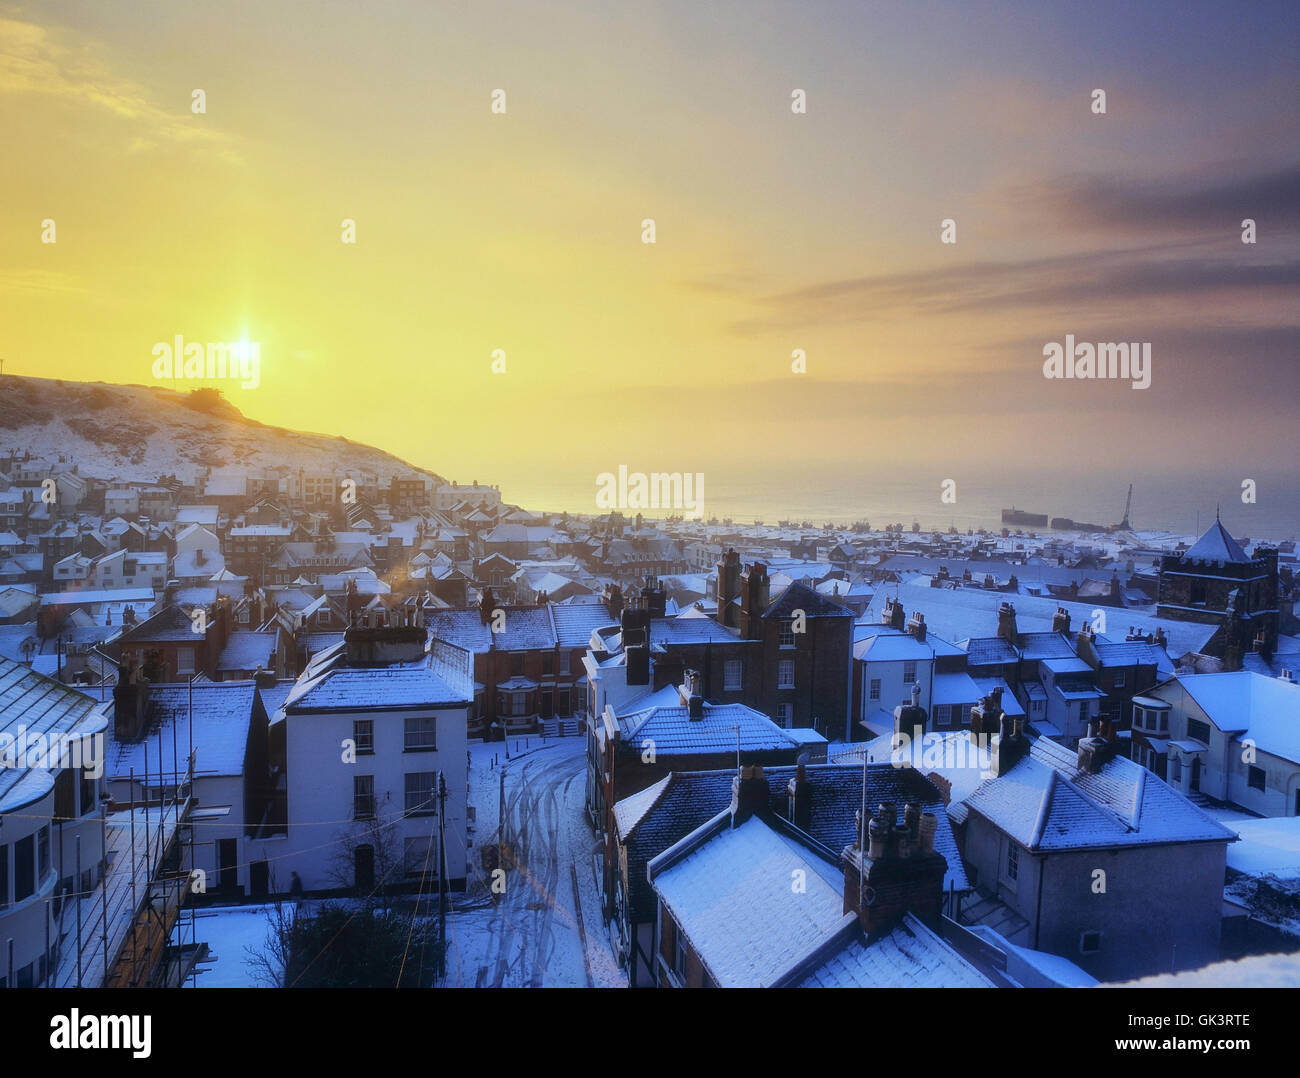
[716,549,741,628]
[843,800,948,935]
[988,707,1030,777]
[680,669,704,719]
[730,764,769,827]
[893,683,927,740]
[1052,606,1071,634]
[883,597,906,631]
[996,602,1020,647]
[906,610,927,642]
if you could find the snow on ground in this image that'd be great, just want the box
[445,732,626,988]
[173,732,626,989]
[1224,817,1300,878]
[173,902,293,988]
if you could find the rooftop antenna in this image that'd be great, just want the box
[733,722,740,775]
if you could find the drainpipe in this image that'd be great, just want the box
[1033,852,1045,950]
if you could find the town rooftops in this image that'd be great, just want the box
[614,763,970,923]
[961,736,1236,852]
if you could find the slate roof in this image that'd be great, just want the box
[615,700,797,755]
[116,603,203,644]
[1181,519,1250,566]
[284,643,471,713]
[107,681,259,780]
[550,603,617,648]
[615,763,969,923]
[764,580,854,620]
[217,631,275,672]
[788,912,993,988]
[650,814,848,987]
[426,606,556,653]
[0,656,105,811]
[961,736,1236,852]
[963,637,1019,666]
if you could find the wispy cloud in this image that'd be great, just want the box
[0,16,241,162]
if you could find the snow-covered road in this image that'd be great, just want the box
[444,736,626,988]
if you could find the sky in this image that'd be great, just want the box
[1,0,1297,522]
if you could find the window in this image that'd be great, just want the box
[1079,930,1101,955]
[777,660,795,689]
[0,844,7,908]
[674,923,688,981]
[779,620,795,647]
[14,834,34,902]
[80,768,96,816]
[1006,843,1019,882]
[405,772,437,816]
[558,651,571,675]
[1190,581,1208,606]
[353,719,374,755]
[933,704,951,727]
[353,775,375,820]
[510,692,529,716]
[1248,766,1266,792]
[776,703,793,728]
[510,653,524,676]
[1159,712,1168,733]
[903,661,917,685]
[37,827,49,882]
[557,688,570,715]
[540,690,553,719]
[1113,671,1126,689]
[869,678,881,701]
[724,659,742,691]
[404,836,436,877]
[176,647,195,675]
[542,652,554,676]
[1187,718,1211,744]
[404,716,437,752]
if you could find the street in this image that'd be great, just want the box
[444,737,626,988]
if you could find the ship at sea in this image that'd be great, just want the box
[1051,484,1136,534]
[1001,506,1048,527]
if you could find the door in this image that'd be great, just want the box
[1294,788,1300,817]
[1191,757,1201,793]
[217,839,238,891]
[249,860,269,898]
[354,844,375,891]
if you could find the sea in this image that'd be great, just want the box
[504,465,1300,543]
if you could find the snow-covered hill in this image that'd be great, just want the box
[0,375,445,486]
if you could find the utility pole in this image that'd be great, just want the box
[498,765,506,866]
[437,771,447,981]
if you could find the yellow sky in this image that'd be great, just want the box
[1,3,1296,515]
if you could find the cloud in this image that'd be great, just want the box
[1012,165,1300,236]
[0,16,241,162]
[727,242,1299,333]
